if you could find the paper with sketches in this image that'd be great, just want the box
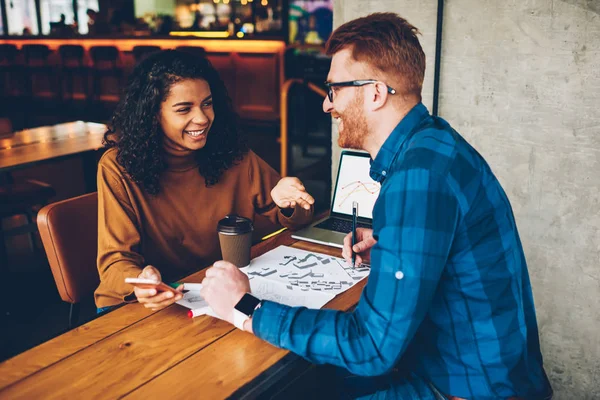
[175,283,219,317]
[177,277,333,317]
[177,246,369,318]
[248,276,334,309]
[242,245,370,296]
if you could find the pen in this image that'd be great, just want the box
[182,283,203,291]
[352,201,358,268]
[168,282,190,293]
[261,227,287,241]
[188,305,212,318]
[188,308,205,318]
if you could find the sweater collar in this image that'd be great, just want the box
[163,145,200,172]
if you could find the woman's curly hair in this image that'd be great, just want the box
[104,50,247,194]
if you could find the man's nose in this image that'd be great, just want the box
[323,96,333,113]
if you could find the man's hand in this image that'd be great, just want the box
[201,261,251,324]
[342,228,377,267]
[271,177,315,210]
[134,265,183,311]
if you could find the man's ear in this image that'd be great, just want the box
[368,81,389,111]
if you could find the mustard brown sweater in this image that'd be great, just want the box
[95,147,312,307]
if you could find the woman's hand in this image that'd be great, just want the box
[271,177,315,210]
[134,265,183,311]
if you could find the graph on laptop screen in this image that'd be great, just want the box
[332,154,381,219]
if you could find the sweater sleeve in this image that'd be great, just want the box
[95,161,145,306]
[248,152,313,230]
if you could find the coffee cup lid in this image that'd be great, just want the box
[217,214,254,234]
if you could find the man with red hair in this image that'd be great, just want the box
[202,13,553,400]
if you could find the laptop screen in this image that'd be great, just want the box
[331,152,381,219]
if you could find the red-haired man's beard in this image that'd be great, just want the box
[336,95,368,150]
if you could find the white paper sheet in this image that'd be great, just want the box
[248,276,334,309]
[177,246,369,318]
[242,245,370,296]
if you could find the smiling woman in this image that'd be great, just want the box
[95,50,315,310]
[160,79,214,153]
[103,50,244,193]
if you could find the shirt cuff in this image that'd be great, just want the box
[252,300,290,346]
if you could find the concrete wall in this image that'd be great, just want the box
[332,1,600,398]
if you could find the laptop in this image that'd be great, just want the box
[292,150,380,248]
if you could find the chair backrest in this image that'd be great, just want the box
[89,45,119,68]
[132,45,161,63]
[0,117,12,136]
[37,192,99,304]
[22,44,51,66]
[0,44,19,64]
[59,44,85,66]
[175,46,206,58]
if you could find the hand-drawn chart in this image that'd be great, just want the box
[243,245,370,297]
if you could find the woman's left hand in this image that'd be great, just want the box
[271,177,315,210]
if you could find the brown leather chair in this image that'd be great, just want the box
[0,44,21,99]
[175,46,206,58]
[22,44,57,101]
[0,117,12,137]
[89,45,122,103]
[58,44,89,103]
[37,192,99,328]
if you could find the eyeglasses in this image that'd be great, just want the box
[324,80,396,102]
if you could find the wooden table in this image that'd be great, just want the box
[0,232,364,399]
[0,121,107,192]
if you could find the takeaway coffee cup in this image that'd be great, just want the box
[217,214,254,268]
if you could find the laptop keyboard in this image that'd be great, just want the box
[314,218,371,234]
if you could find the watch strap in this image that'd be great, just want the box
[232,309,249,330]
[232,293,262,331]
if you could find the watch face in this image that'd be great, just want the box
[235,293,261,317]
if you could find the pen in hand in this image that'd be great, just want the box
[352,201,358,268]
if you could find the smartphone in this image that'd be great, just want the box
[124,277,179,294]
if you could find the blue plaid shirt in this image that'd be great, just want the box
[253,103,552,399]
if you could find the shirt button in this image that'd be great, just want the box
[395,271,404,280]
[382,170,387,176]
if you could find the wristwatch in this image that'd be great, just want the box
[232,293,262,331]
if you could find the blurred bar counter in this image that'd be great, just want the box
[0,38,285,122]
